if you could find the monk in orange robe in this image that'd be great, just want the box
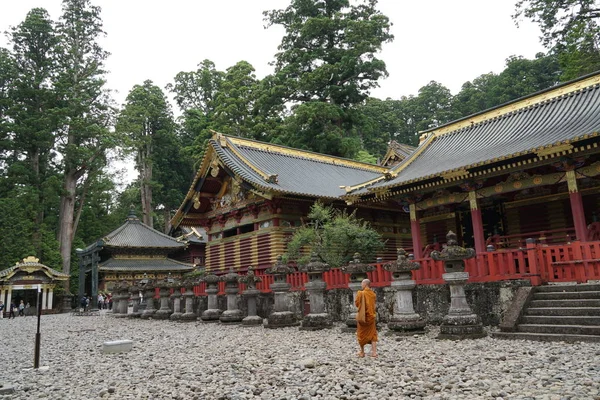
[355,279,378,358]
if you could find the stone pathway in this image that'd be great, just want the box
[1,313,599,399]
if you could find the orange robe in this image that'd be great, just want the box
[355,287,378,347]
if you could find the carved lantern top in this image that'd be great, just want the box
[383,249,420,273]
[341,253,375,274]
[221,266,240,283]
[202,273,221,285]
[138,275,156,290]
[298,253,330,274]
[430,231,476,261]
[116,280,131,292]
[128,281,144,294]
[238,266,262,289]
[265,255,295,276]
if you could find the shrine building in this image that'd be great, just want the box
[77,209,195,304]
[171,71,600,285]
[1,256,69,314]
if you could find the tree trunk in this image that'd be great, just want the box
[32,149,43,257]
[140,163,153,228]
[58,169,77,293]
[163,206,170,234]
[139,136,153,228]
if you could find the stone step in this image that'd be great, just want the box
[521,315,600,326]
[535,284,600,293]
[517,324,600,335]
[533,291,600,300]
[526,307,600,316]
[492,331,600,343]
[529,299,600,308]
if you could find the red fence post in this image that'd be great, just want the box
[571,241,586,283]
[525,238,542,285]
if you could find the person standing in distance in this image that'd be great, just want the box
[355,278,378,358]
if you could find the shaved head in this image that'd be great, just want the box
[361,279,371,288]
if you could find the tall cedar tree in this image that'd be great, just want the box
[54,0,114,291]
[7,9,59,256]
[264,0,393,158]
[116,80,179,229]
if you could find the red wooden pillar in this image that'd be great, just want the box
[567,170,588,242]
[469,191,486,254]
[409,204,423,259]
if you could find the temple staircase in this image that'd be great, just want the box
[493,284,600,343]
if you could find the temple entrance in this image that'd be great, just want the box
[457,203,505,248]
[0,256,69,313]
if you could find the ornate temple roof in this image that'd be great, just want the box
[346,72,600,199]
[99,257,195,272]
[211,135,387,197]
[380,140,415,167]
[103,210,186,250]
[178,227,207,244]
[0,256,69,282]
[171,134,389,228]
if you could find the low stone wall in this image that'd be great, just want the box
[150,280,531,326]
[253,280,529,326]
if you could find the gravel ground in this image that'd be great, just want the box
[1,312,599,400]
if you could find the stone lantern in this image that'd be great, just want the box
[140,278,157,319]
[220,266,244,323]
[264,255,298,328]
[340,253,375,332]
[238,266,263,326]
[200,273,222,322]
[298,253,332,330]
[181,276,199,321]
[154,275,175,320]
[169,279,184,321]
[384,249,425,334]
[128,281,144,318]
[431,231,486,339]
[113,280,130,318]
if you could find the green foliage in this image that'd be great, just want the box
[452,54,561,118]
[0,192,36,269]
[285,202,383,268]
[264,0,393,157]
[514,0,600,79]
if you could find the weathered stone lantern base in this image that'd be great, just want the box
[140,309,156,319]
[264,311,298,329]
[130,300,144,318]
[169,311,182,321]
[154,308,172,320]
[388,318,427,335]
[438,315,486,339]
[220,309,243,323]
[242,315,263,326]
[340,321,357,333]
[180,311,197,321]
[300,313,333,331]
[437,272,486,340]
[200,308,222,322]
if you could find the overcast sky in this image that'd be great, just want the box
[1,0,546,108]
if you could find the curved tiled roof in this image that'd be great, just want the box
[0,256,69,281]
[99,258,194,272]
[213,139,387,198]
[349,73,600,196]
[103,212,186,249]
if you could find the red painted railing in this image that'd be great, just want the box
[186,240,600,295]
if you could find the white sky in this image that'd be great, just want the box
[0,0,546,109]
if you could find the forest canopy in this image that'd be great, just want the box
[0,0,595,292]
